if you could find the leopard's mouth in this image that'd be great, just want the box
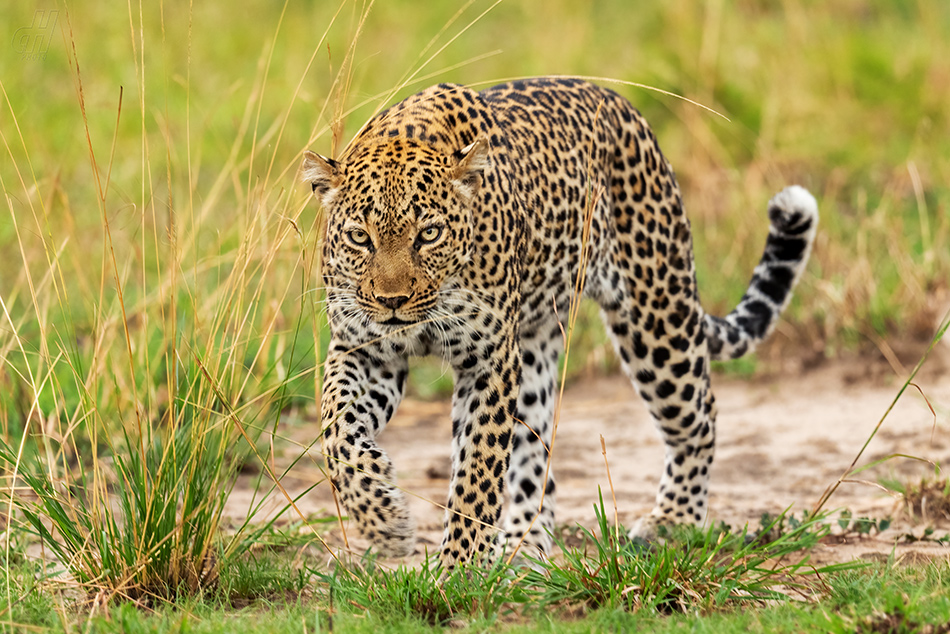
[352,302,420,327]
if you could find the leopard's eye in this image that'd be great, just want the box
[418,225,443,244]
[347,229,370,246]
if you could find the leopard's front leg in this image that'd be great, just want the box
[321,344,412,557]
[441,329,520,567]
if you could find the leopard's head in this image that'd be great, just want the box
[303,136,489,339]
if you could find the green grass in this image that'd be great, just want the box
[2,0,950,632]
[5,511,950,633]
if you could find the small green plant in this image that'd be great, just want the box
[899,526,950,545]
[753,509,818,544]
[836,509,892,536]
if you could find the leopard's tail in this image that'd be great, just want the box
[703,185,819,361]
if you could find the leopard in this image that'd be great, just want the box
[301,77,818,568]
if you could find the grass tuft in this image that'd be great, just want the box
[525,492,850,615]
[317,553,529,627]
[0,363,249,603]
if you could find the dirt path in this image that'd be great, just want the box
[237,348,950,566]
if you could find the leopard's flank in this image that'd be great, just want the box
[302,77,818,567]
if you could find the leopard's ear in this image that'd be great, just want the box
[450,138,491,200]
[301,150,341,202]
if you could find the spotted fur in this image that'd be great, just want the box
[302,77,818,567]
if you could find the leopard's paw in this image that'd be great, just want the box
[627,513,673,544]
[368,498,415,557]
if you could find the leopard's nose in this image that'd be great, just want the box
[375,294,410,310]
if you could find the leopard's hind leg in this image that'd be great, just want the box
[597,179,818,540]
[594,127,717,537]
[598,269,717,539]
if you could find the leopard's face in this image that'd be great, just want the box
[303,137,490,341]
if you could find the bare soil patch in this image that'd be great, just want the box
[237,348,950,567]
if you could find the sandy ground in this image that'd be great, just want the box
[234,344,950,567]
